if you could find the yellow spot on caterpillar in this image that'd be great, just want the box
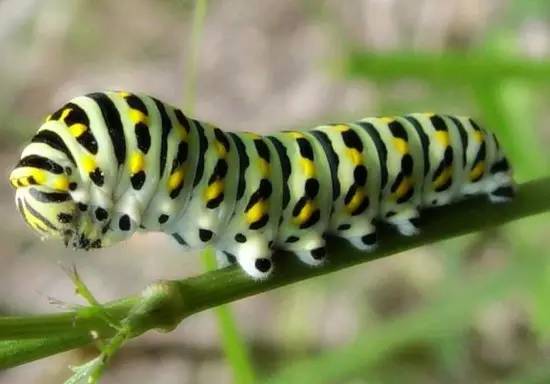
[246,200,267,224]
[69,123,87,137]
[17,200,51,234]
[259,158,271,177]
[34,223,48,233]
[345,189,365,214]
[334,124,349,132]
[287,131,304,139]
[394,177,412,198]
[300,158,316,177]
[422,112,435,117]
[29,218,50,234]
[45,114,52,122]
[176,125,188,141]
[204,180,224,202]
[129,109,149,125]
[215,141,227,157]
[245,132,261,139]
[29,169,46,185]
[380,117,394,124]
[118,91,131,97]
[393,138,408,155]
[470,162,485,181]
[9,171,22,187]
[473,130,484,143]
[294,200,315,225]
[12,177,27,187]
[81,155,96,173]
[59,108,72,122]
[9,169,24,187]
[129,152,145,174]
[52,176,69,191]
[22,207,44,233]
[21,177,32,187]
[10,168,46,187]
[433,167,452,189]
[434,131,449,147]
[167,168,185,190]
[346,148,362,165]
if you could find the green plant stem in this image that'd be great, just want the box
[0,296,138,339]
[1,178,549,369]
[0,336,91,369]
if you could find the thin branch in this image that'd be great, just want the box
[0,177,549,370]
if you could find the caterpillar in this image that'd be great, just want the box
[9,91,515,279]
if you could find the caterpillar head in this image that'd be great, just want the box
[9,118,115,250]
[11,161,140,250]
[10,96,147,251]
[10,158,81,247]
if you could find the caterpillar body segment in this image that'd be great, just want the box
[9,91,515,279]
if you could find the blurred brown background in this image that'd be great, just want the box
[0,0,549,383]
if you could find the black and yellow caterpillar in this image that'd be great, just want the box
[10,91,515,279]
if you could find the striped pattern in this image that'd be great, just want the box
[10,91,515,280]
